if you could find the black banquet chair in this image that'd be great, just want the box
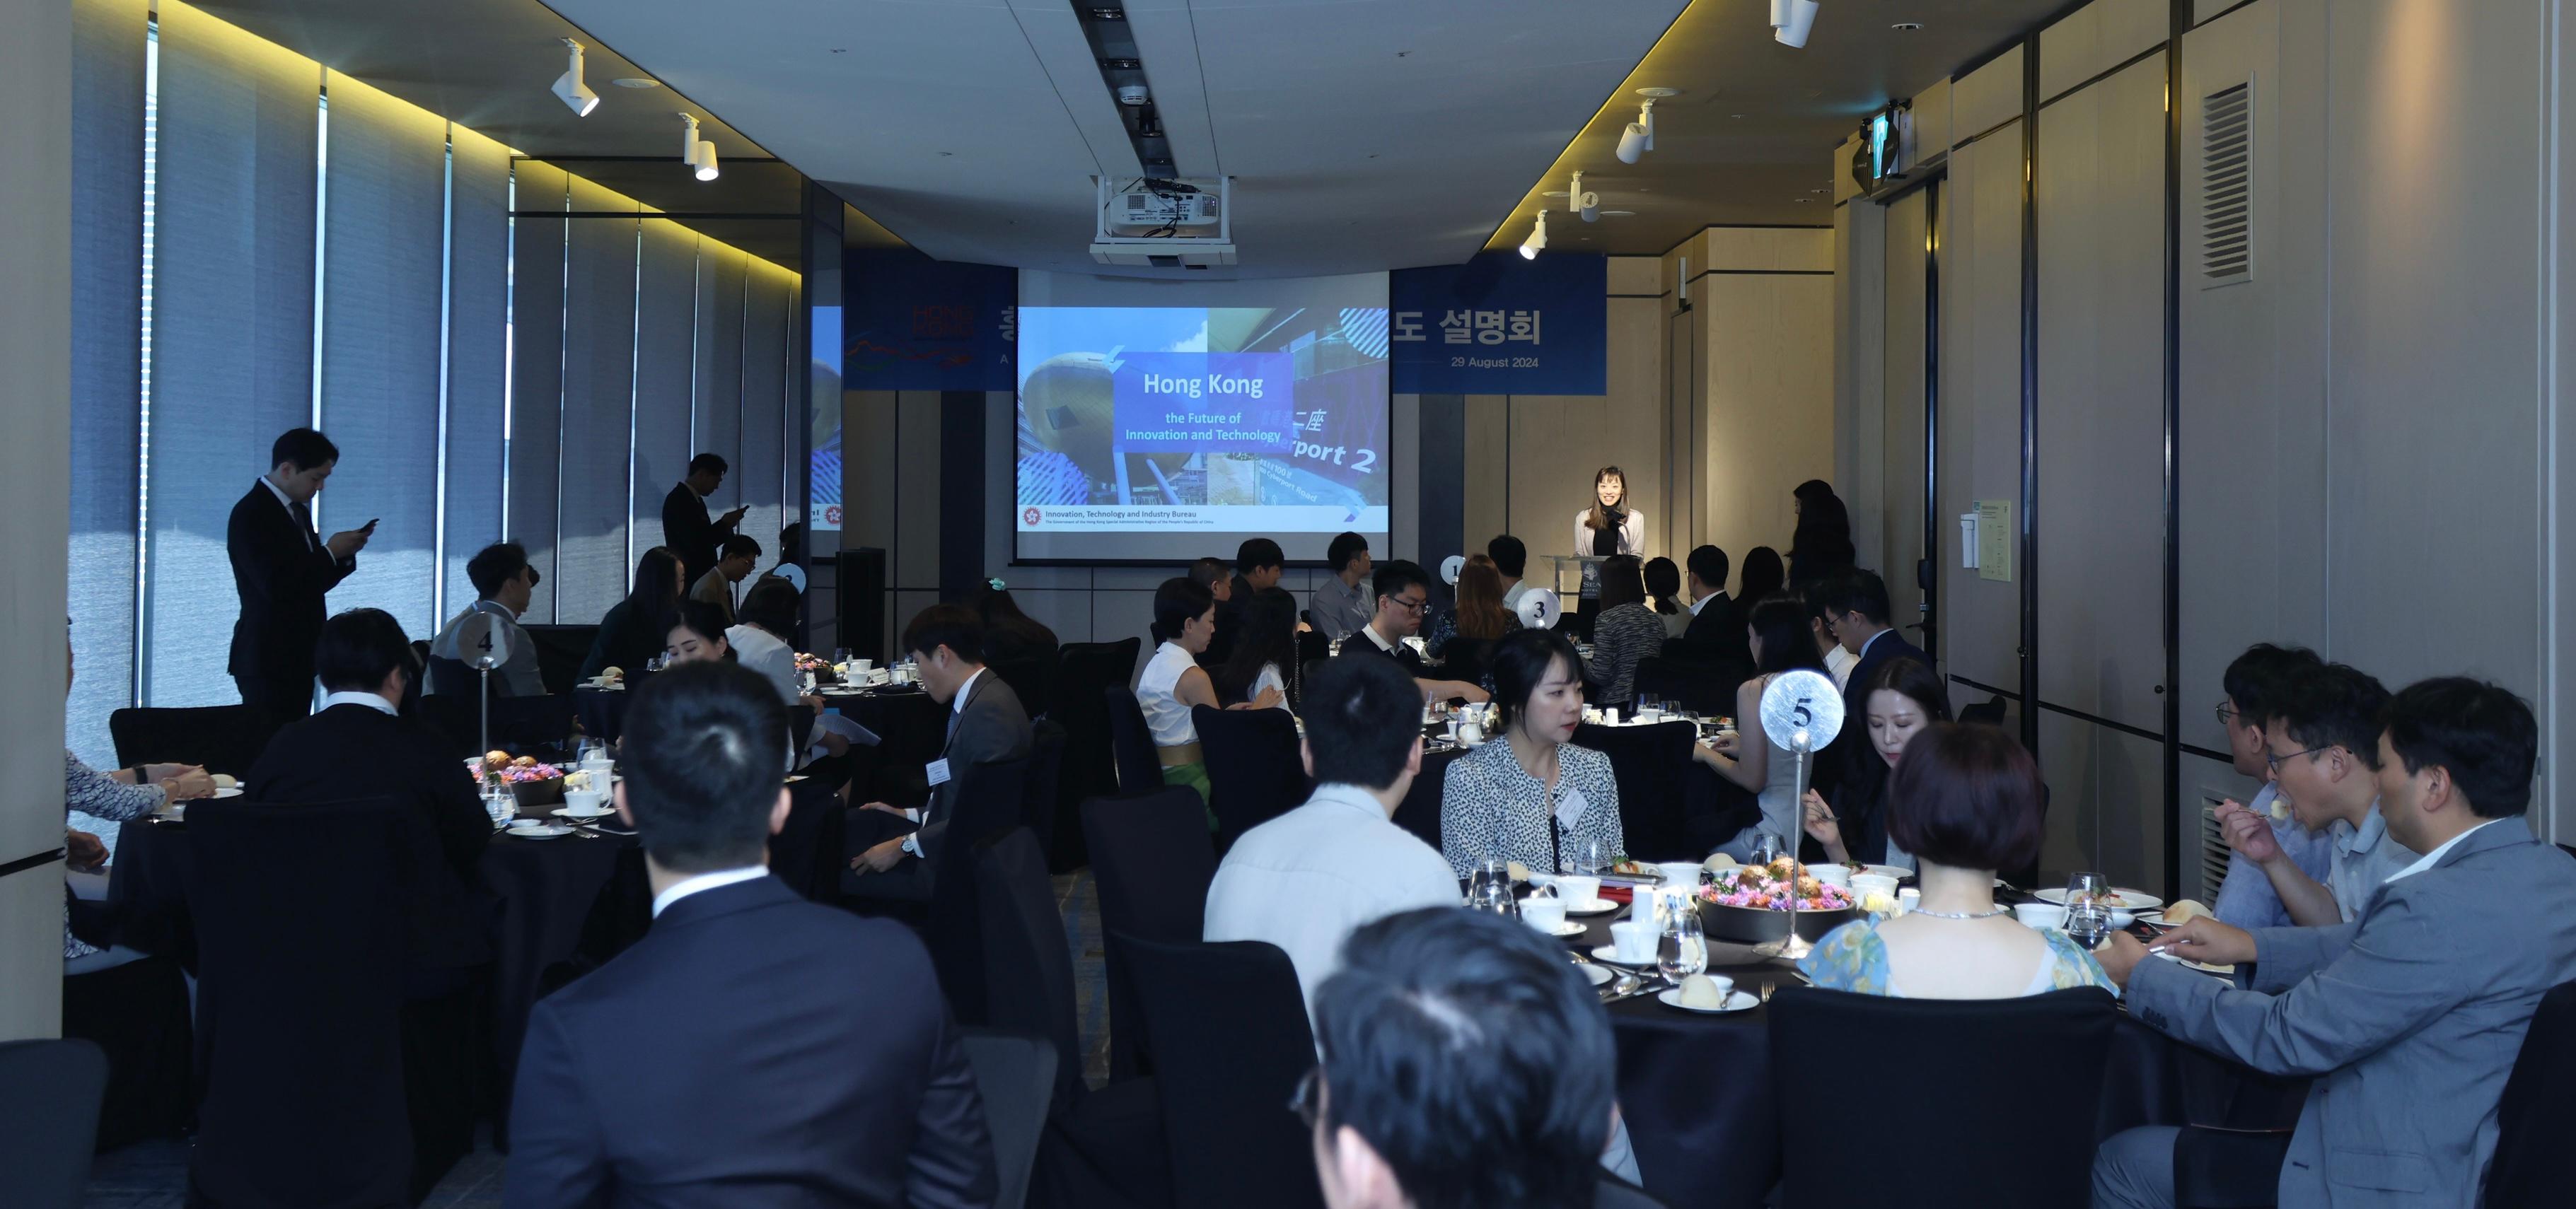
[961,1030,1058,1209]
[0,1039,109,1209]
[922,757,1032,1027]
[975,829,1086,1116]
[1570,718,1698,861]
[2482,978,2576,1209]
[1191,703,1311,854]
[1116,934,1325,1209]
[1768,986,2118,1208]
[1019,720,1068,855]
[1104,686,1164,796]
[1081,787,1218,1084]
[1048,637,1139,868]
[108,703,279,779]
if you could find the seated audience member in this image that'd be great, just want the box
[1736,545,1786,614]
[1213,588,1304,711]
[2092,677,2576,1209]
[1642,556,1689,640]
[729,579,849,771]
[845,604,1034,899]
[581,547,685,679]
[1137,578,1279,807]
[1440,629,1621,877]
[506,660,996,1208]
[1311,531,1376,642]
[429,541,544,695]
[2207,643,2335,929]
[689,535,762,624]
[1800,723,2111,995]
[1205,655,1457,1016]
[1191,556,1239,666]
[1335,559,1488,705]
[1490,534,1533,613]
[249,608,494,976]
[1302,908,1631,1209]
[664,601,736,666]
[965,576,1059,669]
[2231,661,2414,925]
[768,522,808,593]
[1800,657,1951,870]
[1586,555,1662,709]
[1680,544,1749,669]
[1697,596,1832,859]
[1813,568,1949,718]
[1232,537,1287,607]
[62,627,214,969]
[1423,554,1519,692]
[1804,590,1855,688]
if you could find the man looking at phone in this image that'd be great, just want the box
[228,428,373,719]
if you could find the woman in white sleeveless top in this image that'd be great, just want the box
[1137,576,1283,811]
[1694,595,1835,860]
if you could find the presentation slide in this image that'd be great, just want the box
[1014,276,1391,562]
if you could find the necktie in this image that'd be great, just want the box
[290,500,317,553]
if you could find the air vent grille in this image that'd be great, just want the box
[2201,82,2251,284]
[2199,795,2233,899]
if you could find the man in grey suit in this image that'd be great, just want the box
[842,604,1033,902]
[2091,677,2576,1209]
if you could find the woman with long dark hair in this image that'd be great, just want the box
[1643,556,1688,639]
[1570,467,1646,638]
[581,546,685,679]
[1212,588,1301,711]
[1787,480,1856,588]
[967,576,1060,667]
[1802,656,1952,869]
[1694,595,1831,858]
[1738,545,1786,610]
[1587,555,1662,710]
[1425,554,1519,693]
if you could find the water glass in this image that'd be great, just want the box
[1659,897,1707,983]
[482,781,515,829]
[1466,858,1514,913]
[1570,836,1608,877]
[1748,832,1786,868]
[832,647,853,667]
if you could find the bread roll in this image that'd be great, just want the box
[2162,899,2211,925]
[1678,974,1727,1009]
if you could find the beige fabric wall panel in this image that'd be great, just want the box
[1462,395,1512,548]
[1937,124,2029,697]
[2039,0,2171,102]
[1881,189,1931,633]
[1953,44,2028,141]
[2036,56,2169,732]
[1705,274,1837,585]
[1507,295,1668,571]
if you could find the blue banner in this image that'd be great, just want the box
[1388,252,1606,395]
[842,248,1015,391]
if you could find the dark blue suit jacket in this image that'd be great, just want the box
[504,875,996,1208]
[1845,628,1946,718]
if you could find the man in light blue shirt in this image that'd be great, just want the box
[2219,661,2415,926]
[1309,531,1374,642]
[2207,644,2333,929]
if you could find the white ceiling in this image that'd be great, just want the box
[542,0,1695,279]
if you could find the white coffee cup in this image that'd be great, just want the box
[1896,887,1921,916]
[1520,895,1568,933]
[563,787,605,815]
[1656,860,1702,889]
[1851,872,1901,901]
[1608,919,1657,963]
[1557,875,1602,908]
[1809,864,1852,887]
[1603,708,1621,726]
[2014,902,2067,930]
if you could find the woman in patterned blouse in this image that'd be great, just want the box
[1586,555,1664,711]
[62,633,216,961]
[1439,628,1625,877]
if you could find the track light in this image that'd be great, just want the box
[553,38,599,116]
[1616,100,1656,165]
[1570,172,1599,222]
[1772,0,1820,49]
[1519,210,1548,259]
[680,114,719,181]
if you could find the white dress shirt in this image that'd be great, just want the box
[1824,643,1857,689]
[1203,782,1461,1020]
[319,690,398,716]
[650,866,770,917]
[256,476,316,552]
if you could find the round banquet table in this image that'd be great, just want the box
[813,682,949,769]
[572,682,634,744]
[1528,884,2305,1207]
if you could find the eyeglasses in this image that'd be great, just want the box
[2213,703,2238,728]
[1388,594,1428,614]
[2264,746,2328,773]
[1287,1067,1321,1130]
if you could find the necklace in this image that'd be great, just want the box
[1908,905,2010,920]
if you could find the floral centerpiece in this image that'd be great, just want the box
[482,753,567,806]
[793,652,839,684]
[1693,857,1860,946]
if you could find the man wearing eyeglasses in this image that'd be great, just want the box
[2207,644,2337,930]
[2223,662,2418,926]
[1335,559,1487,705]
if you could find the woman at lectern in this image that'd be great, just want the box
[1570,466,1645,638]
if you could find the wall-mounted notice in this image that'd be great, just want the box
[1974,498,2014,583]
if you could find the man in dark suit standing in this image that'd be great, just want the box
[228,428,371,718]
[249,608,493,977]
[506,660,997,1208]
[1815,568,1949,716]
[661,452,748,585]
[1679,544,1750,666]
[845,604,1034,900]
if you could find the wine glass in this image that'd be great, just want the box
[1748,832,1786,868]
[1466,858,1514,914]
[2063,872,2112,950]
[1659,894,1707,984]
[832,646,853,668]
[1571,836,1608,878]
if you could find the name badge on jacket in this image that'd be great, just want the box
[926,758,953,787]
[1555,787,1587,833]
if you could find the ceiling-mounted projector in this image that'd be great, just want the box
[1110,187,1221,232]
[1091,175,1236,270]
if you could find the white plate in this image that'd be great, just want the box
[507,824,573,839]
[209,786,243,800]
[1657,988,1760,1014]
[1534,921,1587,938]
[1579,963,1615,987]
[1565,897,1622,916]
[1590,945,1659,967]
[1852,863,1913,882]
[2153,950,2234,976]
[2037,887,2165,910]
[552,807,613,820]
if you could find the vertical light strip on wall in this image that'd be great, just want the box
[501,164,514,538]
[433,126,454,623]
[688,237,702,474]
[627,218,644,576]
[553,172,571,598]
[309,78,329,530]
[132,19,159,708]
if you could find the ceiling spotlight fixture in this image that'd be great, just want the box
[1569,171,1599,222]
[1892,22,1924,32]
[1772,0,1821,49]
[1617,100,1656,163]
[1520,210,1548,259]
[552,38,599,116]
[680,113,718,181]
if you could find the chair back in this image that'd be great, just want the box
[2486,979,2576,1208]
[1021,720,1069,853]
[1959,694,2011,728]
[1610,1010,1778,1207]
[518,623,602,694]
[1081,788,1218,1082]
[1568,720,1698,860]
[770,775,845,901]
[1632,654,1741,716]
[186,798,415,1206]
[1049,638,1141,866]
[990,653,1059,725]
[0,1039,108,1209]
[960,1031,1059,1209]
[423,653,482,698]
[1103,687,1164,795]
[923,757,1032,1025]
[975,829,1084,1113]
[1193,704,1312,854]
[1115,934,1324,1209]
[1596,1179,1674,1209]
[1768,986,2117,1208]
[108,705,279,778]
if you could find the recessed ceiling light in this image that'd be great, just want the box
[1892,22,1924,32]
[1731,113,1747,119]
[1635,87,1682,99]
[613,78,661,89]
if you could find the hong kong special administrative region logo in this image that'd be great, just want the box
[824,505,844,526]
[1023,507,1042,526]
